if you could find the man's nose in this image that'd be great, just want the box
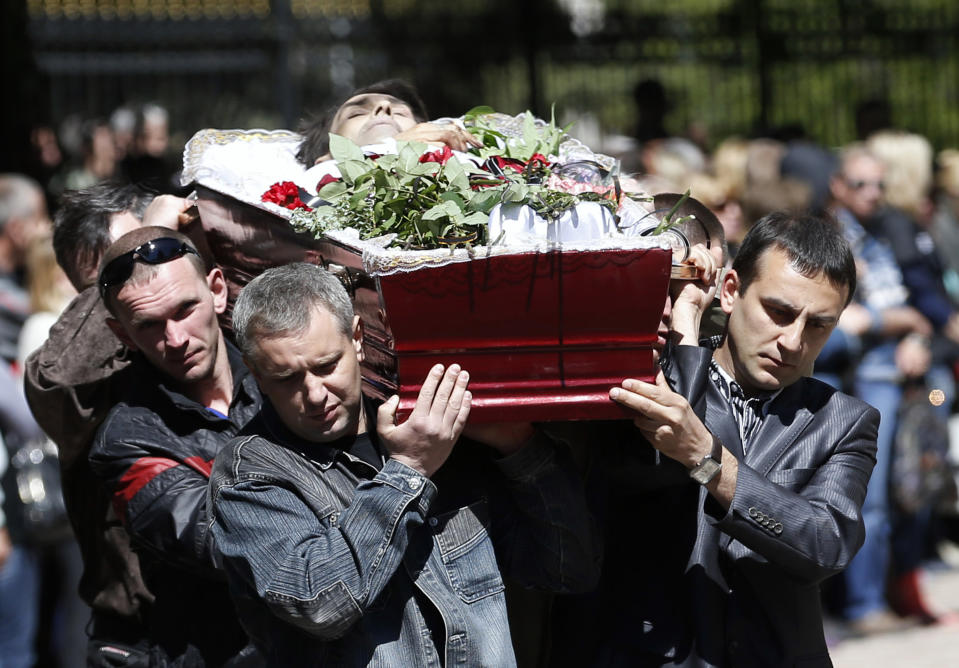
[165,321,189,349]
[303,373,328,407]
[779,320,803,352]
[373,101,393,117]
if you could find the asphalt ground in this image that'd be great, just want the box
[829,552,959,667]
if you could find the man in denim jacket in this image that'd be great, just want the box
[209,262,598,667]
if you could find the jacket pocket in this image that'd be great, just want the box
[432,500,505,603]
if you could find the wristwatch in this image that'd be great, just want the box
[689,434,723,485]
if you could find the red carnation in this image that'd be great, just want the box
[419,145,454,165]
[261,181,312,212]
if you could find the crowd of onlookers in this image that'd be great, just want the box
[1,89,959,665]
[24,103,184,212]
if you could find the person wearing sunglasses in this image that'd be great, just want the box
[88,226,263,665]
[824,145,934,636]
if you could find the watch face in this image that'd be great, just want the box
[661,228,691,264]
[641,226,690,264]
[690,457,722,485]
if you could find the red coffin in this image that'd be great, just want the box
[192,185,672,422]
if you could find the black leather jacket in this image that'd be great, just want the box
[89,340,262,665]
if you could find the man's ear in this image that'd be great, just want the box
[106,317,137,351]
[719,268,740,316]
[351,315,365,362]
[207,267,228,315]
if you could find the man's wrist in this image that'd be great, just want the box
[388,454,431,478]
[669,310,702,345]
[680,428,718,470]
[688,433,723,485]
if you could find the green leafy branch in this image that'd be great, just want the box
[289,109,622,250]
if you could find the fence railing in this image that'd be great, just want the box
[23,0,959,153]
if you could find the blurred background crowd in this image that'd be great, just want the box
[3,0,959,665]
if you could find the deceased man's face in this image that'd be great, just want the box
[330,93,418,148]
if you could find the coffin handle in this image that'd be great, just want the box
[323,260,356,297]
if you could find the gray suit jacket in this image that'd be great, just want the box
[548,344,879,668]
[675,344,879,667]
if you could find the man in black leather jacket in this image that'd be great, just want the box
[89,226,262,666]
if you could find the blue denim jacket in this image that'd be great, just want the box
[209,404,598,667]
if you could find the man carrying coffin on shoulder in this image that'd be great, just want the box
[208,261,599,666]
[599,212,879,667]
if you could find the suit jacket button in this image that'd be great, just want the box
[748,507,759,518]
[774,523,783,535]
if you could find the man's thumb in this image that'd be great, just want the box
[377,394,400,428]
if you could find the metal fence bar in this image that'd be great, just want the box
[21,0,959,152]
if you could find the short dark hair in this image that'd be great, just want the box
[295,79,429,167]
[53,182,151,291]
[733,210,856,306]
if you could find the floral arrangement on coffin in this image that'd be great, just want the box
[261,180,312,211]
[262,107,664,250]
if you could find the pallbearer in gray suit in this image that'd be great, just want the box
[608,211,879,667]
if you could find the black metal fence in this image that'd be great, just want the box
[13,0,959,165]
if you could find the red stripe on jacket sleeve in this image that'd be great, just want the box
[113,457,179,519]
[183,456,214,477]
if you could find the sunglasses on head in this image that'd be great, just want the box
[845,178,885,192]
[98,237,200,298]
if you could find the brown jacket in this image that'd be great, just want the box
[24,286,154,619]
